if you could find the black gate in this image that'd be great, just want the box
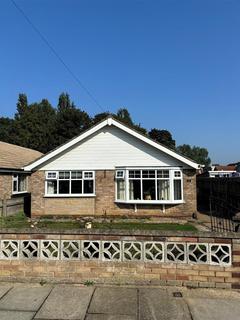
[23,193,31,217]
[197,177,240,232]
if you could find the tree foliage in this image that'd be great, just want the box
[93,112,111,124]
[0,93,211,166]
[116,108,133,126]
[11,99,56,153]
[149,128,176,149]
[55,93,91,146]
[0,117,14,143]
[176,144,211,167]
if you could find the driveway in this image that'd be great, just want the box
[0,283,239,320]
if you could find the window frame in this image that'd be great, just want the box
[115,168,184,204]
[12,174,28,195]
[44,170,95,197]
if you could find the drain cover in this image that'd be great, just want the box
[173,292,183,298]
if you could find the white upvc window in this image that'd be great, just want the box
[45,170,95,196]
[12,174,27,194]
[173,170,183,201]
[115,170,126,201]
[115,168,183,204]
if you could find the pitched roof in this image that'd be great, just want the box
[24,117,200,171]
[0,141,43,169]
[214,165,236,171]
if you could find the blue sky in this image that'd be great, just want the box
[0,0,239,164]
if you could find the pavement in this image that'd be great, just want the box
[0,283,239,320]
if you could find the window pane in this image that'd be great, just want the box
[71,171,82,179]
[174,171,181,178]
[129,170,141,178]
[47,172,57,179]
[71,180,82,194]
[157,170,169,178]
[59,171,70,179]
[13,180,18,192]
[116,170,124,179]
[157,180,170,200]
[142,170,155,178]
[59,180,70,194]
[47,181,57,194]
[18,176,26,192]
[129,180,141,200]
[174,180,182,200]
[84,180,94,193]
[117,180,125,200]
[142,179,156,200]
[84,171,93,179]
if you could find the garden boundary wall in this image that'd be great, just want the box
[0,229,239,289]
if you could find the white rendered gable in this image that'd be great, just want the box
[40,126,190,170]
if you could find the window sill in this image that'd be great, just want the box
[115,200,184,205]
[44,194,96,198]
[12,191,28,195]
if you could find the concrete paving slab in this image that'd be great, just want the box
[0,285,12,299]
[0,310,35,320]
[86,315,136,320]
[139,288,191,320]
[167,286,240,300]
[187,298,240,320]
[88,287,137,316]
[0,285,52,311]
[35,285,94,320]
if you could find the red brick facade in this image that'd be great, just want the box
[30,169,197,218]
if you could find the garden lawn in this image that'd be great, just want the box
[0,212,197,231]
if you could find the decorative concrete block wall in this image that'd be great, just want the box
[0,229,239,289]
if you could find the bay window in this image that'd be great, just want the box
[45,171,95,196]
[116,168,183,203]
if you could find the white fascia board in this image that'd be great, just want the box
[23,117,199,171]
[111,119,199,169]
[23,119,109,171]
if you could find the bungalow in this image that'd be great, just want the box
[24,117,200,219]
[0,141,42,215]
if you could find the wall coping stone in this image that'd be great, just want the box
[0,228,239,239]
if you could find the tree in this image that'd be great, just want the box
[176,144,211,167]
[57,92,72,111]
[116,108,133,126]
[149,128,176,149]
[55,93,92,146]
[0,117,14,142]
[11,95,56,153]
[93,112,111,124]
[16,93,28,118]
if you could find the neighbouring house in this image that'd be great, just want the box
[24,117,200,219]
[0,141,42,215]
[208,165,237,178]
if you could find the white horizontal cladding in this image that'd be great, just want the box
[40,126,189,171]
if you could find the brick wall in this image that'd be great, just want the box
[0,174,12,200]
[30,169,196,218]
[0,230,239,289]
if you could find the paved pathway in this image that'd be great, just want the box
[0,283,239,319]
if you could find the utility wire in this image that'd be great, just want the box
[10,0,105,112]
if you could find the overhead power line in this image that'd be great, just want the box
[11,0,105,113]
